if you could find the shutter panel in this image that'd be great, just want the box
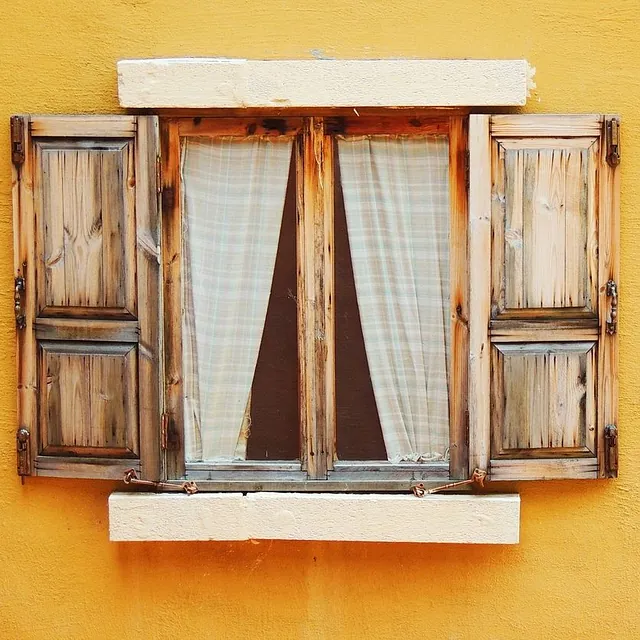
[469,114,619,480]
[13,115,161,480]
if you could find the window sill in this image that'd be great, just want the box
[108,492,520,544]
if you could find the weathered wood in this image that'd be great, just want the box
[177,117,302,137]
[296,118,332,478]
[35,139,136,314]
[35,457,140,479]
[161,119,185,479]
[490,457,598,480]
[491,342,596,456]
[13,115,38,475]
[491,114,602,137]
[492,139,597,313]
[35,318,139,342]
[39,341,138,456]
[448,116,469,479]
[485,114,620,481]
[468,115,492,474]
[597,115,620,478]
[14,115,161,480]
[328,115,449,136]
[135,116,162,481]
[30,116,137,138]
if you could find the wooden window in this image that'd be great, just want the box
[12,111,619,489]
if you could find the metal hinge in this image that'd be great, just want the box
[14,273,26,330]
[606,279,618,335]
[16,427,31,482]
[606,117,620,167]
[155,155,162,194]
[604,424,618,478]
[10,116,25,165]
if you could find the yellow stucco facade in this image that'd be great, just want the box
[1,1,639,638]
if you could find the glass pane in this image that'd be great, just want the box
[181,136,299,462]
[336,135,451,463]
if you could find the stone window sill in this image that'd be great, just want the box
[109,492,520,544]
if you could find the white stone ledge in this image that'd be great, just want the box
[117,58,534,109]
[109,492,520,544]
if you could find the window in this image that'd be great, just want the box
[12,111,619,491]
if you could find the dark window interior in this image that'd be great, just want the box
[334,153,387,461]
[247,158,300,460]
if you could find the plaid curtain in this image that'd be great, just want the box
[181,137,292,462]
[337,136,451,462]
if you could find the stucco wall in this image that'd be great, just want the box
[1,1,639,638]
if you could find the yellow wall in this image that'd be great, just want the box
[1,1,639,638]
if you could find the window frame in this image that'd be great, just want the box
[160,110,470,491]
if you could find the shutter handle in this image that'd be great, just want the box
[606,280,618,335]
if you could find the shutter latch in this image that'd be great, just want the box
[123,468,198,494]
[606,279,618,335]
[606,117,620,167]
[10,116,25,166]
[16,427,31,482]
[412,468,487,496]
[14,273,26,330]
[604,424,618,478]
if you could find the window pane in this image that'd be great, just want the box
[336,135,451,463]
[181,136,298,462]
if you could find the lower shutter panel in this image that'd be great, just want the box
[470,114,619,480]
[13,115,161,480]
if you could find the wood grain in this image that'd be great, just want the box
[13,115,38,475]
[296,118,332,479]
[468,115,492,474]
[35,140,136,314]
[39,341,138,456]
[30,116,137,138]
[14,115,161,479]
[491,342,596,456]
[597,115,620,478]
[161,119,185,479]
[135,116,162,480]
[448,116,469,479]
[485,114,619,480]
[178,117,302,137]
[493,140,597,313]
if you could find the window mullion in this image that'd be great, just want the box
[297,117,335,480]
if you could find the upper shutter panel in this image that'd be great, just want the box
[469,114,619,480]
[13,115,161,480]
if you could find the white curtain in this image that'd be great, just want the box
[337,136,451,462]
[181,137,292,462]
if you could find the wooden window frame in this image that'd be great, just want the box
[160,110,469,491]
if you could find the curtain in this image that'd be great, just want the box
[337,136,451,462]
[181,137,292,462]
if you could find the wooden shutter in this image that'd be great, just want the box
[469,114,619,480]
[12,115,161,480]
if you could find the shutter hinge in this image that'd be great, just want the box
[14,272,26,330]
[606,117,620,167]
[16,427,31,482]
[155,155,162,194]
[10,116,25,166]
[606,279,618,335]
[604,424,618,478]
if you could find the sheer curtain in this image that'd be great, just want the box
[181,137,292,462]
[337,136,451,462]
